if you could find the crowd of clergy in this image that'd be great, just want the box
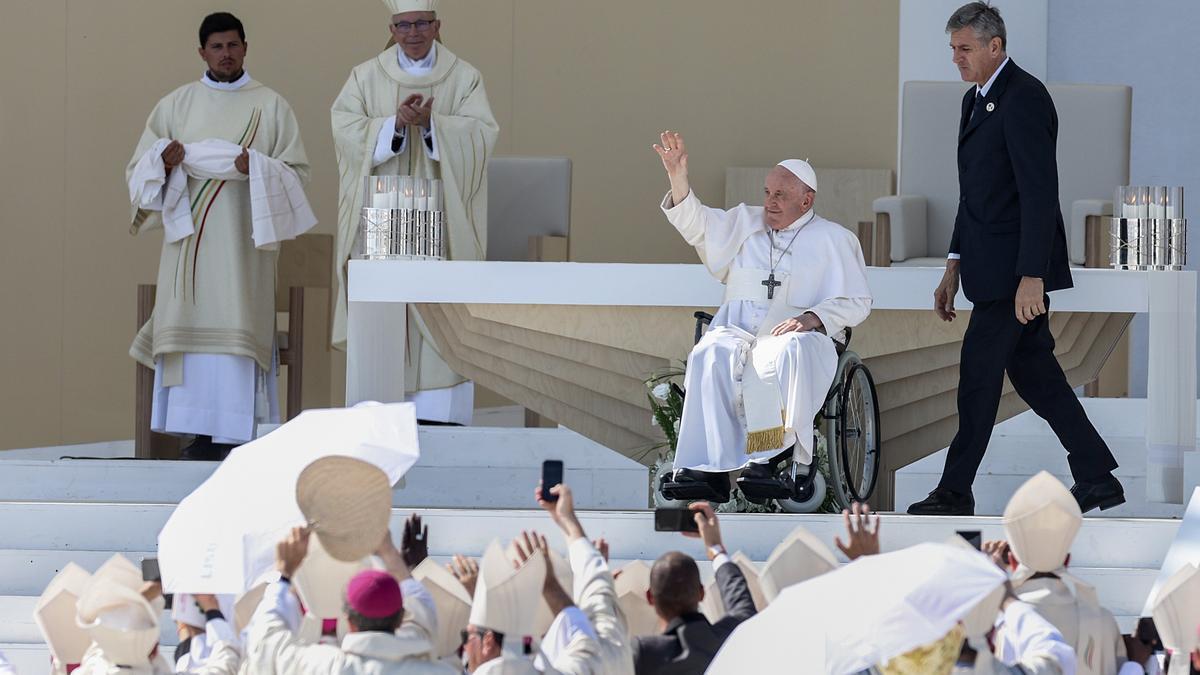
[13,470,1200,675]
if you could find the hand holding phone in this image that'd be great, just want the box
[654,508,700,533]
[541,460,564,502]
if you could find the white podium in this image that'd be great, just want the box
[347,261,1197,503]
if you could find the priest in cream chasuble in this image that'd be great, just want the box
[126,13,311,457]
[654,132,872,483]
[331,0,498,423]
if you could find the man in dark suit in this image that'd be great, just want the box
[633,502,756,675]
[907,2,1124,517]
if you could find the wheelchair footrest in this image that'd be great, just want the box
[736,476,795,499]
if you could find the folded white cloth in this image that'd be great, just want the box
[128,138,315,249]
[248,148,317,249]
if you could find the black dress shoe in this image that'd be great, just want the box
[660,468,732,503]
[1070,474,1125,514]
[906,487,975,516]
[179,435,223,461]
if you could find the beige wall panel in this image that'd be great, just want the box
[0,0,68,450]
[509,0,899,264]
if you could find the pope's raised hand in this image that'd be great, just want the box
[653,130,688,178]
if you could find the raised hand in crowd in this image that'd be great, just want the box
[448,554,479,596]
[835,502,881,560]
[275,526,310,578]
[401,513,429,568]
[981,539,1012,570]
[594,537,610,563]
[513,529,574,616]
[535,481,587,541]
[374,522,413,582]
[684,501,726,560]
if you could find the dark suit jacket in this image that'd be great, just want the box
[632,560,757,675]
[948,59,1073,302]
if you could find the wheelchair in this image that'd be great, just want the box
[658,312,881,513]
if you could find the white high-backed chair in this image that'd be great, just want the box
[874,81,1131,268]
[487,156,572,262]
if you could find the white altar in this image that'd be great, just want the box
[346,261,1197,504]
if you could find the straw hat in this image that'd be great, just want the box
[758,527,838,603]
[1002,471,1082,573]
[731,552,767,610]
[76,582,160,666]
[296,455,393,562]
[613,560,659,638]
[35,563,93,666]
[412,558,474,657]
[469,540,546,638]
[1150,563,1200,656]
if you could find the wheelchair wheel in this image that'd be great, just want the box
[828,358,880,507]
[654,462,688,508]
[776,469,826,513]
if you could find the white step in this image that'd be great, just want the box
[897,400,1197,518]
[0,427,649,510]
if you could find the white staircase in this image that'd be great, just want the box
[896,398,1200,518]
[0,414,1186,671]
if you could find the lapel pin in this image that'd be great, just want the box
[986,102,995,112]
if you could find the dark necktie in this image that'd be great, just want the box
[970,91,985,123]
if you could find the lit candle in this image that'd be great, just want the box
[416,178,430,212]
[400,176,415,210]
[429,179,443,212]
[1149,186,1167,220]
[371,177,392,210]
[1120,186,1137,219]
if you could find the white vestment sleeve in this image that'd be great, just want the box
[661,189,721,250]
[373,115,407,166]
[0,650,14,675]
[996,601,1076,675]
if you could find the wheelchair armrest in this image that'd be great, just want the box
[873,194,928,262]
[693,311,714,346]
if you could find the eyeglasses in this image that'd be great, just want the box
[393,19,436,33]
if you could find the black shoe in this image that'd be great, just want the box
[906,487,975,516]
[737,461,794,502]
[660,468,731,503]
[179,435,220,461]
[1070,474,1125,514]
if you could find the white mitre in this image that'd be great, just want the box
[293,535,370,621]
[1150,563,1200,658]
[731,552,767,610]
[758,527,839,603]
[469,540,546,643]
[1002,471,1081,572]
[613,560,659,638]
[777,159,818,192]
[385,0,437,14]
[412,558,474,658]
[35,563,93,667]
[76,582,160,666]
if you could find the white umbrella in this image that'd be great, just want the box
[707,542,1007,675]
[157,403,420,594]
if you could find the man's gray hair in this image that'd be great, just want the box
[946,2,1006,49]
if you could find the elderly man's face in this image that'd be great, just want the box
[949,27,1003,86]
[762,166,814,231]
[390,11,440,61]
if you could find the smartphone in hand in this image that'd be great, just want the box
[541,460,564,502]
[141,557,161,582]
[956,530,982,551]
[654,508,700,533]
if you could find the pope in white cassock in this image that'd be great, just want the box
[332,0,499,425]
[126,13,313,460]
[653,131,872,503]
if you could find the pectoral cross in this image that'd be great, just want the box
[762,273,782,300]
